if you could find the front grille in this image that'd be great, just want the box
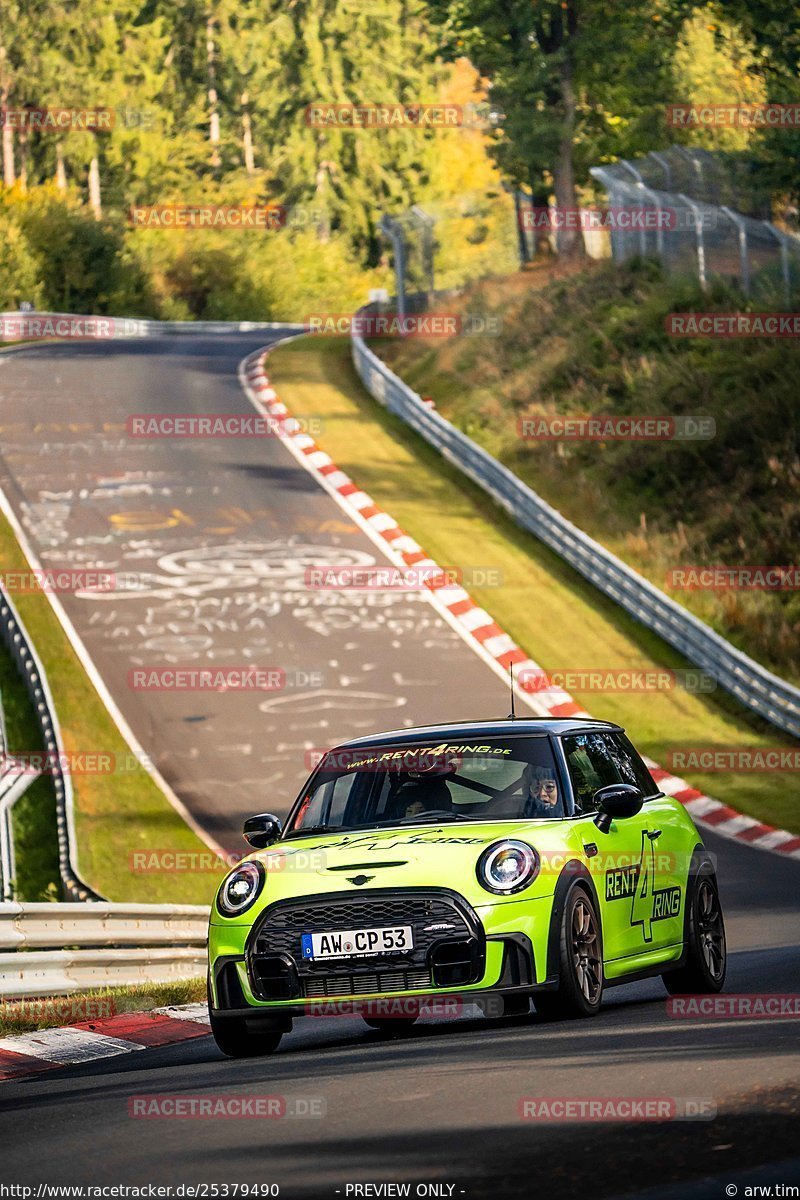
[248,889,483,1001]
[255,895,464,950]
[303,968,433,999]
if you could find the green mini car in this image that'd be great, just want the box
[208,718,726,1056]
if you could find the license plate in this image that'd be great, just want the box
[300,925,414,960]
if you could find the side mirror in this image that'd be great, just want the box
[243,813,282,849]
[593,784,643,833]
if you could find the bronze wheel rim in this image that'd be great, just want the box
[697,879,725,980]
[572,897,602,1004]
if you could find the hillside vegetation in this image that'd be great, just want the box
[376,259,800,682]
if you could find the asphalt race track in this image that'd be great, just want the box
[0,830,799,1195]
[0,335,798,1196]
[0,334,513,845]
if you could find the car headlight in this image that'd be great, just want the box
[216,860,264,917]
[477,840,539,895]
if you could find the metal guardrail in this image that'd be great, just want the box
[0,312,306,340]
[350,303,800,739]
[0,582,103,901]
[0,760,41,901]
[0,902,208,949]
[0,948,207,997]
[0,902,209,997]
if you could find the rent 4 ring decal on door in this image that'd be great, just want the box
[605,831,682,942]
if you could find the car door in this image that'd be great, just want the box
[615,733,688,951]
[561,731,664,962]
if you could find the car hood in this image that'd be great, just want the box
[213,819,588,925]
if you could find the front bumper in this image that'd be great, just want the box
[209,887,553,1020]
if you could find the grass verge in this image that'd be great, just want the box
[0,977,205,1037]
[0,507,217,904]
[378,260,800,684]
[267,334,799,835]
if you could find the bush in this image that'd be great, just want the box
[0,213,45,311]
[129,225,382,321]
[0,185,156,315]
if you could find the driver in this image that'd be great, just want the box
[404,797,427,818]
[521,765,562,818]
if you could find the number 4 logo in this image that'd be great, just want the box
[631,829,657,943]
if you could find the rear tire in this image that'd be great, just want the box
[534,886,604,1020]
[662,866,726,995]
[208,980,284,1058]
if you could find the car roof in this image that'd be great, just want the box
[332,717,623,751]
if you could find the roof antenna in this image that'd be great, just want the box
[507,663,516,720]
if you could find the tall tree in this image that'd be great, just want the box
[426,0,684,256]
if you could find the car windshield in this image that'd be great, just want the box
[286,736,569,835]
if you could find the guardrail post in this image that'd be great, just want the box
[721,206,750,297]
[767,224,793,304]
[678,194,707,290]
[410,205,436,295]
[380,216,407,323]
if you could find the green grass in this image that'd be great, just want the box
[0,977,205,1037]
[378,259,800,685]
[267,334,799,835]
[0,507,217,904]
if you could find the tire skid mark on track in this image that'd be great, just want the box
[241,348,800,864]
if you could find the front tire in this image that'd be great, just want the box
[534,886,604,1020]
[210,1016,283,1058]
[208,980,284,1058]
[662,867,726,995]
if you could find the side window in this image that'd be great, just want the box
[562,732,623,814]
[615,734,659,798]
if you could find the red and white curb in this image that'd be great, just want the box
[0,1003,210,1081]
[240,349,800,863]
